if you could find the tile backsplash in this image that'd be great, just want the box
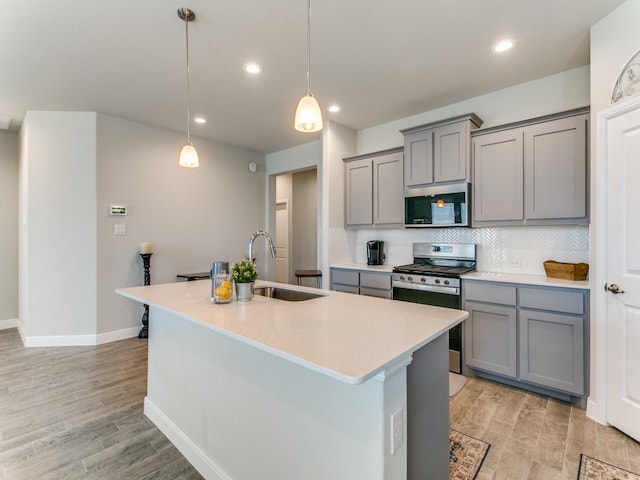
[332,225,589,275]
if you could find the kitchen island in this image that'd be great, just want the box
[116,280,467,480]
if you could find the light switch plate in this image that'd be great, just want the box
[109,204,127,216]
[114,224,126,235]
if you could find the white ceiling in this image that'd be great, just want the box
[0,0,625,154]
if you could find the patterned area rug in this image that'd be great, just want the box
[450,429,490,480]
[578,454,640,480]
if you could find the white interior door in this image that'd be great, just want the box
[604,100,640,442]
[275,200,289,284]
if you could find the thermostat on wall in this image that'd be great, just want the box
[248,161,257,173]
[109,204,127,216]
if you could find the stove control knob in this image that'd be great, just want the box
[407,276,413,282]
[398,275,405,281]
[420,277,426,283]
[444,280,450,286]
[434,279,441,284]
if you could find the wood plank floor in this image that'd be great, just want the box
[2,326,639,479]
[450,375,640,479]
[0,328,203,480]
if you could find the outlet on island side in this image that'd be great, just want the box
[390,407,404,454]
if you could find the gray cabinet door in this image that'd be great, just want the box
[464,301,517,378]
[434,122,469,183]
[519,310,584,395]
[345,158,372,226]
[373,151,403,225]
[524,114,588,220]
[473,129,524,222]
[404,130,433,188]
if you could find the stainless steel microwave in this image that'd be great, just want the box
[404,183,471,228]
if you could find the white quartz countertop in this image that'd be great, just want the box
[116,280,466,384]
[462,271,590,290]
[330,263,395,273]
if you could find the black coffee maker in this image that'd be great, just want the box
[367,240,385,265]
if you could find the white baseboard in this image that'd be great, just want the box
[0,318,18,330]
[144,397,232,480]
[20,326,141,347]
[586,397,608,425]
[96,326,141,344]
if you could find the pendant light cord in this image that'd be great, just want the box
[306,0,312,95]
[185,15,192,143]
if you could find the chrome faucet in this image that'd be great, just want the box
[248,230,277,263]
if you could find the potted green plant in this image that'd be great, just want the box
[231,259,259,301]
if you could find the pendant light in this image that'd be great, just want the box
[294,0,323,133]
[177,8,199,168]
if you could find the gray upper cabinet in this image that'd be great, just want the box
[344,148,403,228]
[473,129,524,222]
[373,151,403,225]
[524,115,587,220]
[401,113,483,189]
[345,158,373,225]
[472,107,589,226]
[403,130,433,187]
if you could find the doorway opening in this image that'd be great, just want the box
[273,168,318,286]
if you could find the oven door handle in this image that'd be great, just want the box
[392,281,459,295]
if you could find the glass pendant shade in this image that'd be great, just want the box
[177,8,199,168]
[294,93,323,132]
[178,142,199,168]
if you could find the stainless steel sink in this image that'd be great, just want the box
[254,286,324,301]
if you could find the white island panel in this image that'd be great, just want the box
[117,280,459,480]
[145,307,411,480]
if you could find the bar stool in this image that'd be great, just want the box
[294,269,322,288]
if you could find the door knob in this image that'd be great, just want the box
[605,283,625,294]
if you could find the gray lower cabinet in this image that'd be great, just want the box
[472,107,589,226]
[330,268,392,299]
[463,280,588,397]
[344,148,403,227]
[519,310,584,394]
[464,301,517,378]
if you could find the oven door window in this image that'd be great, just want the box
[405,191,467,226]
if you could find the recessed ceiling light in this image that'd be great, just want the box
[328,105,341,113]
[194,117,207,124]
[244,63,262,74]
[493,39,515,53]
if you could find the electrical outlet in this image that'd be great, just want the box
[390,407,404,454]
[508,259,521,268]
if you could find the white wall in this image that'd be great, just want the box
[588,0,640,423]
[356,66,591,154]
[265,139,321,176]
[0,130,18,325]
[17,111,265,344]
[19,111,98,342]
[321,122,357,283]
[96,114,266,337]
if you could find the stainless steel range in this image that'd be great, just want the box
[392,243,476,373]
